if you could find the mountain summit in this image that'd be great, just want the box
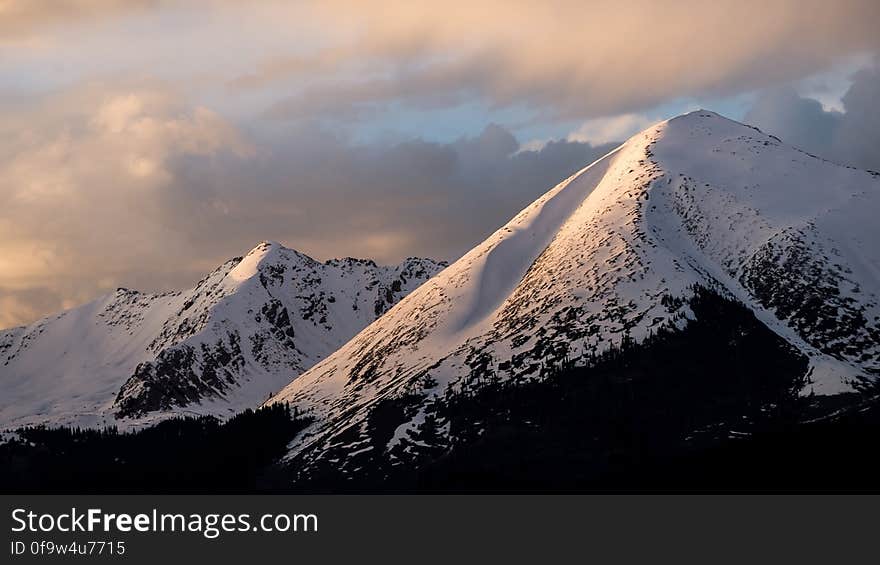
[0,242,445,429]
[269,110,880,481]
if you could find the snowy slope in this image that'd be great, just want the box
[270,110,880,475]
[0,242,445,430]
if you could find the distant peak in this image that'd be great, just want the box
[243,240,316,263]
[248,240,284,254]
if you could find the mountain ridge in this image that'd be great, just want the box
[268,110,880,480]
[0,241,446,429]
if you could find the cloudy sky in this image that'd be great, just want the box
[1,0,879,328]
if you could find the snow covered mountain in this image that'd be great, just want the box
[270,110,880,482]
[0,242,445,430]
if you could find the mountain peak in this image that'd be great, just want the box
[0,241,446,429]
[251,239,283,252]
[269,110,880,477]
[665,109,735,125]
[676,108,722,119]
[628,110,764,148]
[243,240,297,263]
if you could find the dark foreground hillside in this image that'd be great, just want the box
[284,287,880,492]
[2,288,879,493]
[0,403,310,493]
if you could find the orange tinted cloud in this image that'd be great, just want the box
[4,1,879,121]
[0,0,155,39]
[246,0,880,120]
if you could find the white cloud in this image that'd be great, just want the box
[516,139,551,154]
[567,114,654,146]
[0,84,254,328]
